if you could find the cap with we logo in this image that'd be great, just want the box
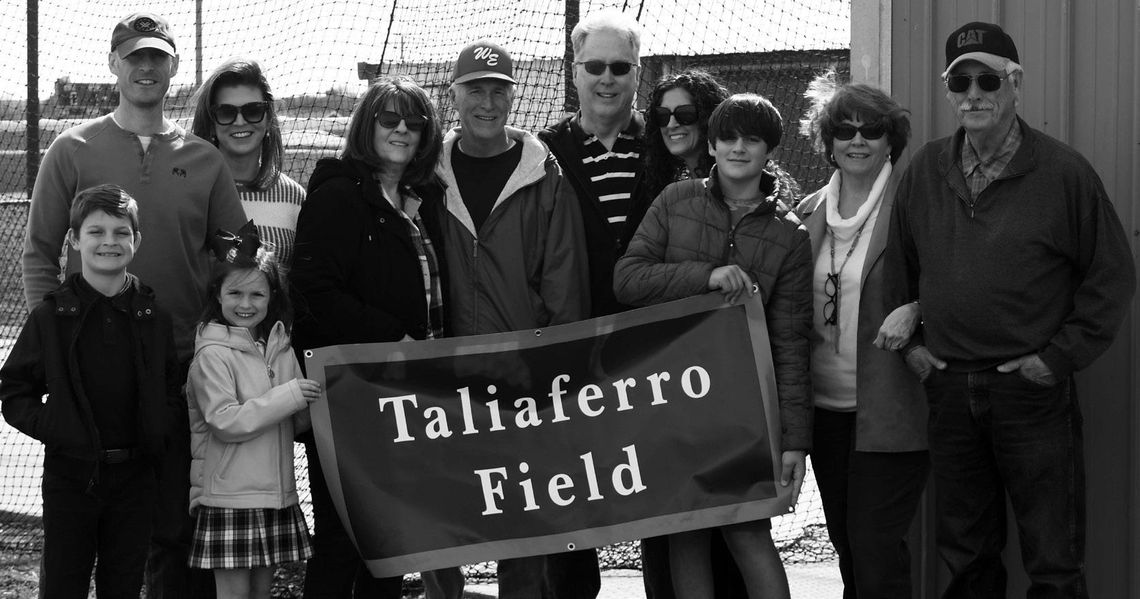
[452,40,517,85]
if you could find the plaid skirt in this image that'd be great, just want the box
[189,504,312,569]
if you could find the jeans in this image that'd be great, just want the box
[41,456,156,599]
[924,370,1086,599]
[302,437,404,599]
[144,421,215,599]
[811,408,929,599]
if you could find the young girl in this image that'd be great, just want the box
[187,220,319,599]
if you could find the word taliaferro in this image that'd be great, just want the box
[376,366,713,443]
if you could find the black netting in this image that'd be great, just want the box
[2,0,849,591]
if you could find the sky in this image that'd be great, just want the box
[0,0,849,100]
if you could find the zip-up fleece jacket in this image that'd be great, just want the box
[23,114,246,361]
[188,321,309,511]
[886,118,1136,378]
[0,274,182,484]
[538,114,652,317]
[434,126,590,335]
[614,169,814,451]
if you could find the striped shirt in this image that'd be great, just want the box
[570,114,644,243]
[237,174,306,267]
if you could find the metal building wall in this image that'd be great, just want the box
[853,0,1139,596]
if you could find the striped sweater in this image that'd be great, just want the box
[237,174,305,267]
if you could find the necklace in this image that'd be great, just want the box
[825,219,868,352]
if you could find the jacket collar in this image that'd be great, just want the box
[937,116,1037,201]
[705,165,781,218]
[51,273,156,321]
[436,126,552,235]
[195,319,290,358]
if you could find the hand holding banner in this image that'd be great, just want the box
[305,293,792,577]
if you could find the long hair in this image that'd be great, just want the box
[342,76,443,188]
[643,69,730,199]
[190,57,283,191]
[799,68,910,168]
[198,247,293,340]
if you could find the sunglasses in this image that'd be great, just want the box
[209,102,269,125]
[375,110,428,132]
[652,104,700,126]
[576,60,637,76]
[832,123,886,141]
[944,72,1008,93]
[823,272,839,326]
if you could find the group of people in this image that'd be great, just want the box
[0,7,1133,599]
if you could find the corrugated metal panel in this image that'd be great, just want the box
[884,1,1139,596]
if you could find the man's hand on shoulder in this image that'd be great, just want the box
[997,354,1056,386]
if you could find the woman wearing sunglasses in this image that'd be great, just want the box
[191,58,304,266]
[289,76,450,599]
[794,69,928,598]
[643,70,729,200]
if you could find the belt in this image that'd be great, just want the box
[99,448,141,464]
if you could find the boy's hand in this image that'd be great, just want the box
[708,265,756,304]
[297,379,322,403]
[779,450,807,508]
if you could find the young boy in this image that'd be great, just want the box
[613,93,812,599]
[1,184,182,598]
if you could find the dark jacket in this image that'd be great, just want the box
[798,177,927,452]
[291,157,448,351]
[0,274,182,482]
[885,118,1136,378]
[614,169,814,451]
[538,113,652,317]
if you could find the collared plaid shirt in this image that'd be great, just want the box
[960,120,1022,201]
[375,177,445,339]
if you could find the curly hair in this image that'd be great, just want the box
[343,76,443,188]
[799,68,910,168]
[190,57,283,191]
[643,69,730,199]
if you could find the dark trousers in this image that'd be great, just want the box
[640,533,747,598]
[496,549,600,599]
[41,456,156,599]
[811,408,930,599]
[302,437,404,599]
[544,549,600,599]
[924,370,1087,599]
[144,420,215,599]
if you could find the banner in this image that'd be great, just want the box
[304,293,791,577]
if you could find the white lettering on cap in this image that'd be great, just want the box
[473,46,499,66]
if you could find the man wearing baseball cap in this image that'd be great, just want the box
[428,38,590,599]
[884,21,1134,596]
[23,11,245,599]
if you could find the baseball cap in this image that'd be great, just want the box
[452,40,516,85]
[943,22,1019,78]
[111,13,177,58]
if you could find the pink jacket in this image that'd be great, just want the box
[188,320,310,511]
